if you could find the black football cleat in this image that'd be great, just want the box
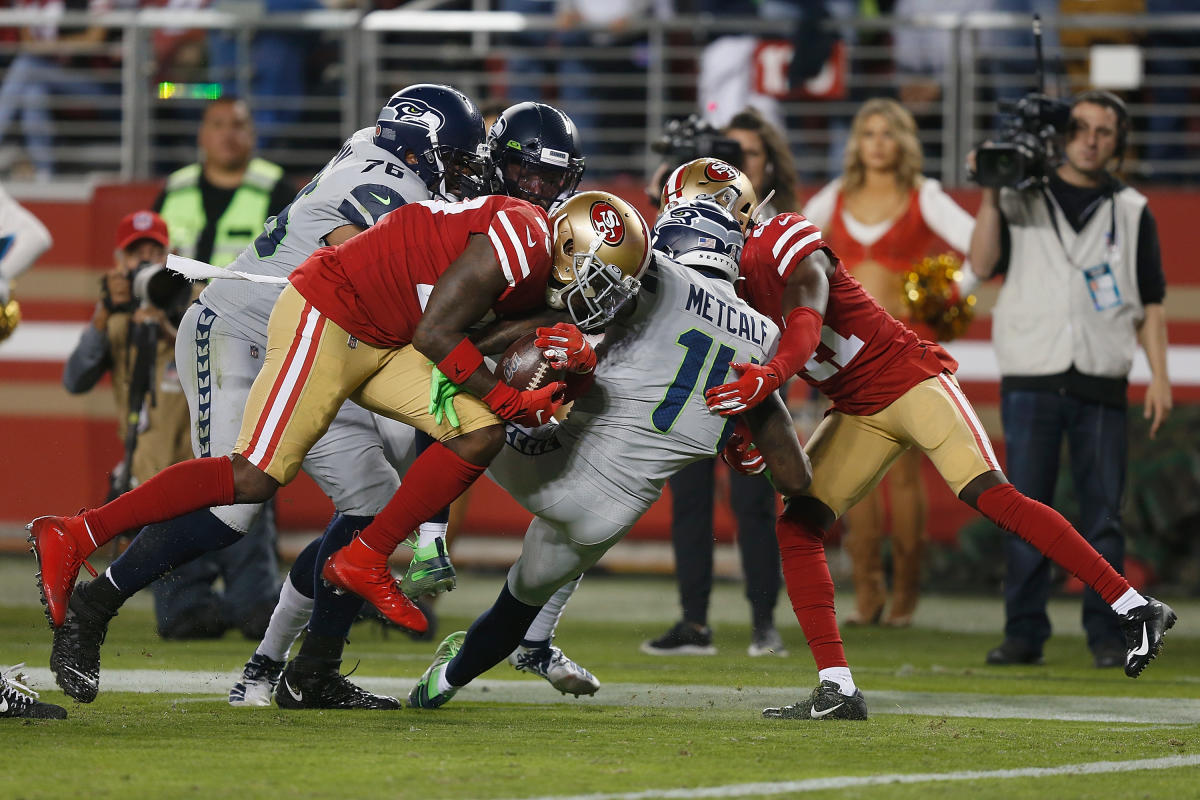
[274,661,400,710]
[1,665,67,719]
[763,680,868,721]
[1120,597,1177,678]
[985,638,1044,666]
[50,583,114,703]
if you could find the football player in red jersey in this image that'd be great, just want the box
[29,189,652,642]
[705,207,1177,720]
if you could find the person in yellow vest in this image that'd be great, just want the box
[149,97,292,639]
[155,96,293,267]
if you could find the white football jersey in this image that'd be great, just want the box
[200,127,430,343]
[550,256,779,510]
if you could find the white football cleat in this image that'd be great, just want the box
[509,643,599,697]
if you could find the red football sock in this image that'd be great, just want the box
[776,512,847,670]
[976,483,1130,604]
[83,457,235,547]
[357,442,486,555]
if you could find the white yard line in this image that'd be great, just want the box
[499,755,1200,800]
[20,667,1200,725]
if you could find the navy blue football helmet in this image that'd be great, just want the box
[651,199,745,281]
[374,84,490,199]
[488,102,585,211]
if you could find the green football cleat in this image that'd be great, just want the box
[408,631,466,709]
[400,537,457,599]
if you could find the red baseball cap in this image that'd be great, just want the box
[115,210,170,252]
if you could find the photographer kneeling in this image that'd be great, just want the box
[969,91,1172,669]
[64,210,278,641]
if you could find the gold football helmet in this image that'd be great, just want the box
[659,158,758,232]
[548,191,652,331]
[0,299,19,344]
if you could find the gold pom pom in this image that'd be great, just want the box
[902,253,975,341]
[0,299,20,344]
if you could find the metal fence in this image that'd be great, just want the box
[0,8,1196,185]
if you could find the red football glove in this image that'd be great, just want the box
[721,431,766,475]
[705,360,786,416]
[483,380,567,427]
[534,322,596,374]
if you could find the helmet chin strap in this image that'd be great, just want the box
[750,189,776,224]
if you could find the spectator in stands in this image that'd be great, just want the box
[696,0,797,131]
[804,97,975,626]
[0,0,128,179]
[969,90,1171,668]
[642,109,795,658]
[150,99,291,638]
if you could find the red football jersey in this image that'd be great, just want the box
[290,195,552,347]
[740,212,957,415]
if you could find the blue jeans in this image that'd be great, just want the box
[1000,390,1127,653]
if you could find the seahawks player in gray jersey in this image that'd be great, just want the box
[408,199,814,709]
[48,86,593,711]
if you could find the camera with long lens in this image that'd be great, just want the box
[649,115,744,205]
[130,260,193,325]
[975,93,1072,190]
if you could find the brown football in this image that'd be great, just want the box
[498,332,566,391]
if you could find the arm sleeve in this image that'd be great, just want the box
[487,206,550,290]
[801,179,840,230]
[0,191,53,282]
[62,324,113,394]
[1136,205,1165,305]
[918,179,974,253]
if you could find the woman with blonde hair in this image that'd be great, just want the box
[803,96,976,627]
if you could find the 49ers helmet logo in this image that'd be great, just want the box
[590,201,626,245]
[704,161,740,182]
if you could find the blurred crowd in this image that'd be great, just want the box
[0,0,1194,182]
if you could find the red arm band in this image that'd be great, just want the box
[437,337,485,384]
[767,306,824,378]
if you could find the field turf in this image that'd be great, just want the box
[1,557,1197,799]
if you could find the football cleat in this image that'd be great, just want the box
[322,547,428,635]
[748,625,789,658]
[640,620,717,656]
[49,583,112,703]
[27,514,99,628]
[1120,596,1177,678]
[228,653,287,707]
[1,664,67,719]
[408,631,465,709]
[762,680,868,721]
[400,537,457,599]
[274,661,400,710]
[508,644,600,696]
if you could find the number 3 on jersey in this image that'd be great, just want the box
[652,329,737,433]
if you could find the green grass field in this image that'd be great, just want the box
[2,556,1198,799]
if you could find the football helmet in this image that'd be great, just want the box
[547,191,652,332]
[374,84,490,200]
[488,102,585,211]
[651,198,745,282]
[659,158,757,232]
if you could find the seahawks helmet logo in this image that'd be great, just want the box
[590,201,626,245]
[381,98,446,133]
[704,161,740,182]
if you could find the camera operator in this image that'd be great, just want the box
[640,113,789,658]
[63,211,192,487]
[969,90,1172,670]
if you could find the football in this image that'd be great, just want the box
[498,332,566,391]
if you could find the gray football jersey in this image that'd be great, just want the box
[555,256,780,510]
[200,127,430,343]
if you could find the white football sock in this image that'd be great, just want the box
[1111,587,1148,616]
[436,666,458,694]
[522,575,581,646]
[255,577,313,662]
[818,667,857,696]
[416,521,448,550]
